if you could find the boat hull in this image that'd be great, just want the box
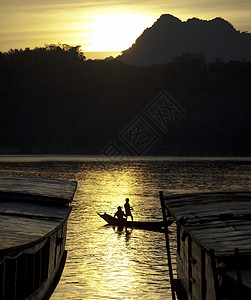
[1,210,70,300]
[25,223,68,300]
[175,222,217,300]
[98,213,164,230]
[160,191,251,300]
[0,177,77,300]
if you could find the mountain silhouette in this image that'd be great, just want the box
[117,14,251,66]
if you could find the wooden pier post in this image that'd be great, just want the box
[235,248,242,284]
[160,191,176,300]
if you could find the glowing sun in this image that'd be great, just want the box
[83,13,154,52]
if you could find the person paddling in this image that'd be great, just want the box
[124,198,133,221]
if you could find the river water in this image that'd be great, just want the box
[0,156,250,300]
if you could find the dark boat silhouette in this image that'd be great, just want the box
[160,191,251,300]
[98,212,164,230]
[0,176,77,300]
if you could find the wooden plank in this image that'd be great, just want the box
[170,202,251,220]
[192,228,251,241]
[0,212,69,251]
[0,200,71,220]
[0,177,77,203]
[187,220,251,254]
[204,237,251,248]
[184,221,251,232]
[190,241,202,300]
[193,231,251,243]
[206,243,251,255]
[164,192,251,208]
[166,197,251,223]
[190,225,250,237]
[177,254,189,297]
[193,236,251,251]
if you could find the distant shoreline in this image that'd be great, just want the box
[0,154,250,162]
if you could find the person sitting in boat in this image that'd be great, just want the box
[124,198,133,221]
[114,206,125,221]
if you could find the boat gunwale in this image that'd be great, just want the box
[0,176,78,204]
[163,190,251,206]
[98,212,164,229]
[0,206,72,256]
[0,176,76,254]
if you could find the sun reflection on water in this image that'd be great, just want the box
[74,161,158,220]
[0,158,249,299]
[56,161,173,299]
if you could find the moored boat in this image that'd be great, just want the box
[0,176,77,300]
[98,212,164,230]
[160,191,251,300]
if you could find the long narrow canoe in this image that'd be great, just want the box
[98,212,164,230]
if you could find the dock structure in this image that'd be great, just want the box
[160,191,251,300]
[0,176,77,300]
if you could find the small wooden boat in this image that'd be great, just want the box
[160,191,251,300]
[98,213,164,230]
[0,176,77,300]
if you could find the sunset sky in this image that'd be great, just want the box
[1,0,251,59]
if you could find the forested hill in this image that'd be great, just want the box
[118,14,251,66]
[0,45,250,156]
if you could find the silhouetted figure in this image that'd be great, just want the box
[124,198,133,221]
[114,206,125,221]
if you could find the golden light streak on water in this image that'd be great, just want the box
[0,157,250,299]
